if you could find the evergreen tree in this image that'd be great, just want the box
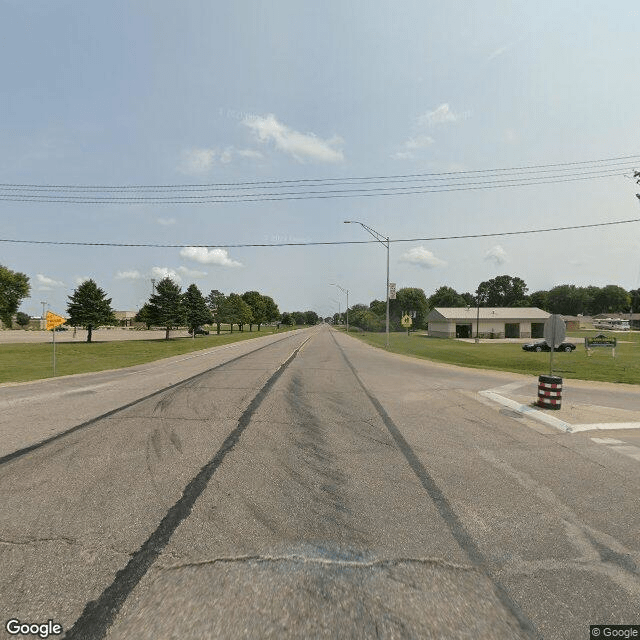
[148,277,184,339]
[134,303,154,329]
[66,279,116,343]
[183,284,213,336]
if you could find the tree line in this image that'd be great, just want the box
[339,275,640,333]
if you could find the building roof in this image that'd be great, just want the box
[428,307,550,321]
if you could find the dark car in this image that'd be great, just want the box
[193,327,209,335]
[522,340,576,352]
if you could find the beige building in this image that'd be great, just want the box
[427,307,550,339]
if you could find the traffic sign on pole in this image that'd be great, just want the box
[46,312,66,331]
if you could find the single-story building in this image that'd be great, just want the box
[427,307,551,339]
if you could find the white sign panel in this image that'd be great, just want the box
[388,283,396,300]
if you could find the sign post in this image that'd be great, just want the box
[46,311,66,376]
[543,314,566,376]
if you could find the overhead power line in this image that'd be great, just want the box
[0,154,637,204]
[1,217,638,248]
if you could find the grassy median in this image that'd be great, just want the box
[350,329,640,385]
[0,326,301,384]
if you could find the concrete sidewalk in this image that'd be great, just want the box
[480,377,640,433]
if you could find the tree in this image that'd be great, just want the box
[476,275,528,307]
[66,279,116,343]
[348,304,383,332]
[369,299,386,317]
[206,289,227,334]
[241,291,266,331]
[135,303,154,329]
[16,311,31,329]
[528,290,549,311]
[183,284,213,336]
[147,277,184,339]
[546,284,591,315]
[0,265,30,328]
[630,288,640,313]
[393,287,428,330]
[225,293,253,332]
[262,295,280,326]
[281,312,295,326]
[304,310,319,325]
[291,311,306,325]
[429,286,466,308]
[591,285,631,314]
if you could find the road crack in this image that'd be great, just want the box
[157,554,478,573]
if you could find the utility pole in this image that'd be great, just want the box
[40,301,47,330]
[344,221,390,348]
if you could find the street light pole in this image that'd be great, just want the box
[331,283,349,334]
[344,221,390,348]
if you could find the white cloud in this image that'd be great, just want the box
[417,103,469,128]
[485,245,508,265]
[36,274,65,289]
[178,148,216,174]
[156,217,176,226]
[399,247,447,269]
[487,45,510,62]
[243,114,344,163]
[391,134,434,160]
[180,246,242,267]
[178,266,207,279]
[115,270,144,280]
[150,266,182,284]
[404,134,435,150]
[236,148,263,159]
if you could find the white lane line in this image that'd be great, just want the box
[478,390,573,432]
[590,437,640,463]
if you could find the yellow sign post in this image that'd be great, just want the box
[46,311,66,376]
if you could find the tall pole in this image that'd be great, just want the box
[331,283,349,334]
[344,220,390,349]
[385,236,390,348]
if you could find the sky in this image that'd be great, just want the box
[1,0,640,320]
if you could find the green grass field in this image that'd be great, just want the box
[350,329,640,385]
[0,325,300,384]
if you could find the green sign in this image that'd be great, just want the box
[585,335,616,348]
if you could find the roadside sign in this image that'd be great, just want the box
[544,315,566,348]
[388,283,396,300]
[585,335,616,348]
[46,311,66,331]
[544,314,566,376]
[401,314,412,328]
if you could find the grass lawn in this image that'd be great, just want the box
[0,325,302,384]
[350,329,640,385]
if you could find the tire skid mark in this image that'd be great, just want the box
[63,335,312,640]
[330,331,541,640]
[0,331,304,467]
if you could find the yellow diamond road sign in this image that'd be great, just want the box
[401,314,413,328]
[46,311,66,331]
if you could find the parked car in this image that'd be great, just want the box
[193,327,209,335]
[522,340,576,352]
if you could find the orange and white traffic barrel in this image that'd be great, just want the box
[537,375,562,410]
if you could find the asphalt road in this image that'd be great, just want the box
[1,325,638,639]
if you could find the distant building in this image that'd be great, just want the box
[114,310,137,327]
[427,307,550,339]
